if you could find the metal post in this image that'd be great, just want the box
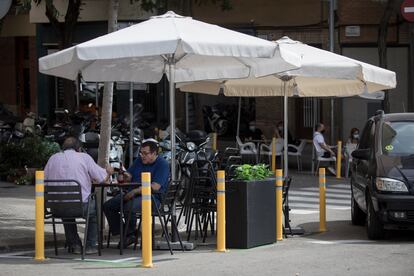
[168,57,176,182]
[216,170,226,252]
[319,168,327,232]
[212,133,217,151]
[271,137,276,172]
[35,171,45,261]
[141,172,153,268]
[236,97,241,138]
[336,140,342,178]
[185,93,189,133]
[329,0,335,144]
[283,85,288,178]
[129,83,134,167]
[168,56,179,243]
[276,169,283,241]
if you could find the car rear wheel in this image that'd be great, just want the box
[351,191,365,225]
[366,196,385,240]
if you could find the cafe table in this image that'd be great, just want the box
[92,182,141,255]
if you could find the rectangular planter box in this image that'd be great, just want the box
[225,178,276,249]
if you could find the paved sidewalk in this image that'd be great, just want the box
[0,139,345,252]
[0,181,66,252]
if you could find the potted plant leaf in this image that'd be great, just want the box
[226,163,276,249]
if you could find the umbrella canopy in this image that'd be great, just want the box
[179,37,397,178]
[180,37,396,97]
[39,12,300,83]
[38,12,302,182]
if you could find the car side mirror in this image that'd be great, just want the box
[351,149,370,160]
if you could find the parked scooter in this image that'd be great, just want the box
[202,105,229,136]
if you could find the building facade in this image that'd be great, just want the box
[0,0,410,143]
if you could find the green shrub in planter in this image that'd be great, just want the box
[227,163,276,249]
[234,163,273,181]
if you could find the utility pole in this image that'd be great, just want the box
[329,0,335,144]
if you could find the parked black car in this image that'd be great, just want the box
[351,111,414,239]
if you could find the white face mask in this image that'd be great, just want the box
[353,134,359,139]
[249,126,255,131]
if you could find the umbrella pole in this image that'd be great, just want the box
[95,82,99,110]
[185,93,189,133]
[129,82,134,168]
[168,56,179,243]
[236,97,241,138]
[164,58,194,250]
[283,82,288,179]
[168,58,176,182]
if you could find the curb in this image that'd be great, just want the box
[0,239,66,254]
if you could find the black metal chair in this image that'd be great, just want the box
[44,179,100,260]
[183,159,217,242]
[282,177,292,237]
[128,180,185,254]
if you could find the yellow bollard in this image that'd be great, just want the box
[275,169,283,241]
[271,137,276,172]
[35,171,45,261]
[141,172,153,268]
[336,140,342,179]
[212,132,217,151]
[319,168,327,232]
[216,170,226,252]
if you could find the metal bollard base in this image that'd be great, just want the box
[154,241,196,251]
[284,226,305,236]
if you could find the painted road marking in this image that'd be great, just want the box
[308,240,375,245]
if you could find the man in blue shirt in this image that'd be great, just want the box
[103,138,169,248]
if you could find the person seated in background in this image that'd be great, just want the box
[274,121,295,144]
[246,121,265,141]
[313,123,336,175]
[345,127,360,163]
[346,128,359,150]
[274,121,298,152]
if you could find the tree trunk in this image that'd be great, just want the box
[378,0,402,113]
[97,0,119,168]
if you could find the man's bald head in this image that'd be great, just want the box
[62,137,81,151]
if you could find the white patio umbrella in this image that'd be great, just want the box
[180,37,397,178]
[38,12,302,181]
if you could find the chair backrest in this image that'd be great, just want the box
[190,159,217,202]
[236,136,243,148]
[275,139,284,153]
[283,177,292,204]
[297,140,306,152]
[260,143,270,153]
[159,180,182,209]
[44,179,83,217]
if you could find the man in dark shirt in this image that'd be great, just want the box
[103,138,169,248]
